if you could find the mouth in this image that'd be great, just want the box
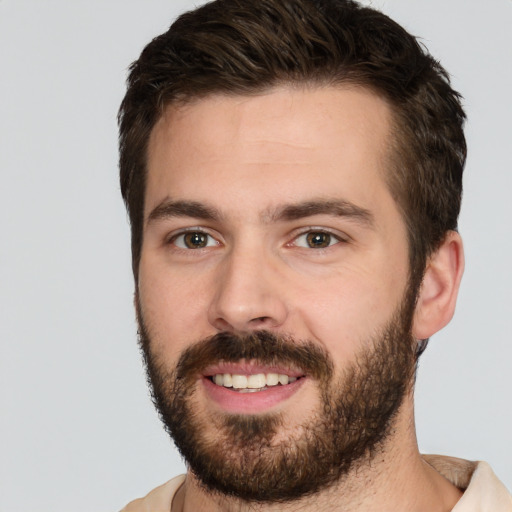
[201,362,306,413]
[208,372,300,393]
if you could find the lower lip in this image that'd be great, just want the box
[202,376,305,414]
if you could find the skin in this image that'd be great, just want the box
[138,85,465,511]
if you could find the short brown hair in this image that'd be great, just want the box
[118,0,466,283]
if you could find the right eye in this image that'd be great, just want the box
[172,231,218,249]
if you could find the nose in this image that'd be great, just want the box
[207,245,289,333]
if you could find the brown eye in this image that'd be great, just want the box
[184,232,207,248]
[305,232,332,248]
[174,231,215,249]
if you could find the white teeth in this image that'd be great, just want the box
[222,373,233,387]
[247,374,266,388]
[211,372,299,390]
[266,373,279,386]
[232,375,248,389]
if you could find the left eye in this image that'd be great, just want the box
[173,231,218,249]
[293,231,339,249]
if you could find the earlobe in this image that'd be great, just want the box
[412,231,465,340]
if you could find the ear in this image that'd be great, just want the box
[412,231,465,340]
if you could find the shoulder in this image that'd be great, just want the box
[424,455,512,511]
[120,475,186,512]
[453,461,512,511]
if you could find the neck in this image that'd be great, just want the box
[175,397,462,512]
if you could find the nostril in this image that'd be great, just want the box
[213,318,233,331]
[250,316,273,326]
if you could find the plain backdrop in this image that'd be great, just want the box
[1,1,511,510]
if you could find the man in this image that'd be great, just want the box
[118,0,512,510]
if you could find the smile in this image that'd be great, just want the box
[202,364,307,413]
[210,373,299,392]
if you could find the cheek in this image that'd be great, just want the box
[293,262,407,360]
[138,259,213,364]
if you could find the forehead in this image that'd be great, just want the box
[145,85,394,217]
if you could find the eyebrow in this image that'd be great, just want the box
[268,199,374,227]
[147,198,374,227]
[147,200,221,225]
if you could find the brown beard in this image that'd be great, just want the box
[137,294,417,504]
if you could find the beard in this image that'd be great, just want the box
[137,291,418,504]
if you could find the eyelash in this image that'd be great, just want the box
[289,228,347,249]
[167,229,219,250]
[166,227,348,251]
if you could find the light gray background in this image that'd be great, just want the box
[1,1,510,510]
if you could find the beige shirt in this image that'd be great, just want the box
[120,455,512,511]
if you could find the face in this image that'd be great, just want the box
[138,86,418,501]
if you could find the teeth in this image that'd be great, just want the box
[211,372,300,390]
[222,373,233,387]
[247,374,266,388]
[232,375,248,389]
[266,373,279,386]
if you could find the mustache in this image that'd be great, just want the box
[174,330,334,382]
